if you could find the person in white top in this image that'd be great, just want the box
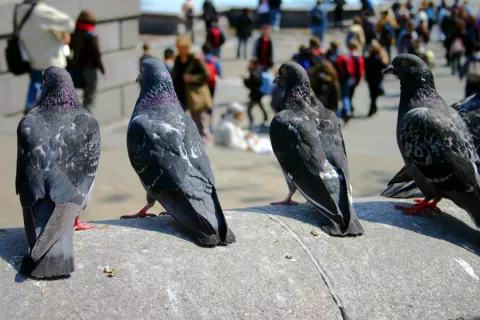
[16,0,74,114]
[215,102,257,150]
[182,0,195,42]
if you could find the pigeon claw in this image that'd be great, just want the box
[120,212,157,219]
[74,216,95,231]
[270,200,298,206]
[395,199,439,216]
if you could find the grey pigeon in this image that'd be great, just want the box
[16,67,100,278]
[383,53,480,227]
[382,93,480,199]
[270,61,364,236]
[123,58,235,247]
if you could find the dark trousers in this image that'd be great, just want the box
[83,68,98,111]
[334,7,343,29]
[247,99,268,127]
[367,81,380,115]
[450,53,462,75]
[349,84,358,113]
[237,38,248,59]
[185,19,195,43]
[191,111,213,146]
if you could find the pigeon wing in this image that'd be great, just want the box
[270,113,345,225]
[16,111,100,260]
[127,115,225,238]
[400,108,479,193]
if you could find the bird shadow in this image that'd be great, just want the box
[235,200,480,255]
[0,228,35,283]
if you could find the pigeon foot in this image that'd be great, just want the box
[74,216,95,231]
[121,204,156,219]
[270,199,298,206]
[395,199,439,216]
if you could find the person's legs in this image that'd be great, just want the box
[242,39,248,59]
[237,38,241,58]
[367,81,378,116]
[338,82,351,117]
[313,29,324,42]
[270,9,281,29]
[82,68,98,111]
[212,47,220,58]
[247,99,255,128]
[258,99,268,124]
[349,84,357,114]
[25,69,43,114]
[191,111,213,146]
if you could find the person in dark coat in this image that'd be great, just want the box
[202,0,218,30]
[365,41,389,117]
[69,10,105,111]
[236,8,253,59]
[361,10,376,55]
[333,0,346,30]
[253,24,274,70]
[445,20,474,74]
[268,0,282,30]
[243,58,268,129]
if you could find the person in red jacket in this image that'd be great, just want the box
[346,40,364,115]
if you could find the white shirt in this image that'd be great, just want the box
[258,2,270,14]
[215,115,249,150]
[17,2,74,70]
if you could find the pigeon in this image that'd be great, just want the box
[123,58,235,247]
[382,93,480,199]
[383,53,480,227]
[269,61,364,236]
[16,67,101,278]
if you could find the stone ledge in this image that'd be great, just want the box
[0,197,479,320]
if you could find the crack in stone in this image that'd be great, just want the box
[259,208,350,320]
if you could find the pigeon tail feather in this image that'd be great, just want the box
[320,212,364,237]
[381,181,423,199]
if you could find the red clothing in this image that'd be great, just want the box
[336,54,365,83]
[76,22,95,33]
[260,37,270,68]
[312,48,325,56]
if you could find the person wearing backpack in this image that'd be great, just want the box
[310,0,329,42]
[459,45,480,97]
[242,58,268,130]
[201,43,222,99]
[376,9,397,60]
[345,40,364,117]
[206,17,226,58]
[13,0,74,115]
[68,10,105,112]
[365,40,388,117]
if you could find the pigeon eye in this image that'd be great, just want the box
[281,67,286,74]
[401,60,408,67]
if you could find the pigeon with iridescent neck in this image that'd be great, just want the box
[124,58,235,247]
[270,61,364,237]
[383,53,480,229]
[16,67,100,278]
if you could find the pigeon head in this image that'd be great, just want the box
[39,67,80,108]
[42,67,74,93]
[383,54,430,79]
[274,62,310,103]
[137,58,172,88]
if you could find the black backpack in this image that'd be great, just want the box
[5,4,36,76]
[311,8,324,26]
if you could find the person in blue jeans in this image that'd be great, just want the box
[310,0,329,42]
[268,0,282,30]
[26,69,44,112]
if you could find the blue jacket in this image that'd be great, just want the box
[310,4,329,32]
[204,53,222,77]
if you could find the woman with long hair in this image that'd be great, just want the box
[365,40,389,117]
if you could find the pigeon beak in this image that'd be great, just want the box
[273,75,280,84]
[135,74,141,83]
[382,65,394,75]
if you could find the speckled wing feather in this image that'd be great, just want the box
[400,108,479,192]
[127,111,231,245]
[16,109,100,262]
[450,94,480,154]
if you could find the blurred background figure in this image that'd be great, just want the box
[333,0,346,30]
[309,56,340,113]
[202,0,218,30]
[201,43,221,122]
[140,42,155,67]
[377,7,397,60]
[182,0,195,42]
[69,10,105,112]
[205,17,226,58]
[361,10,376,55]
[269,0,282,31]
[257,0,270,27]
[215,102,257,150]
[243,58,268,130]
[164,48,175,76]
[459,45,480,97]
[235,8,253,60]
[446,19,467,75]
[253,24,274,70]
[346,16,365,49]
[310,0,329,42]
[365,40,389,117]
[16,0,74,115]
[172,35,213,145]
